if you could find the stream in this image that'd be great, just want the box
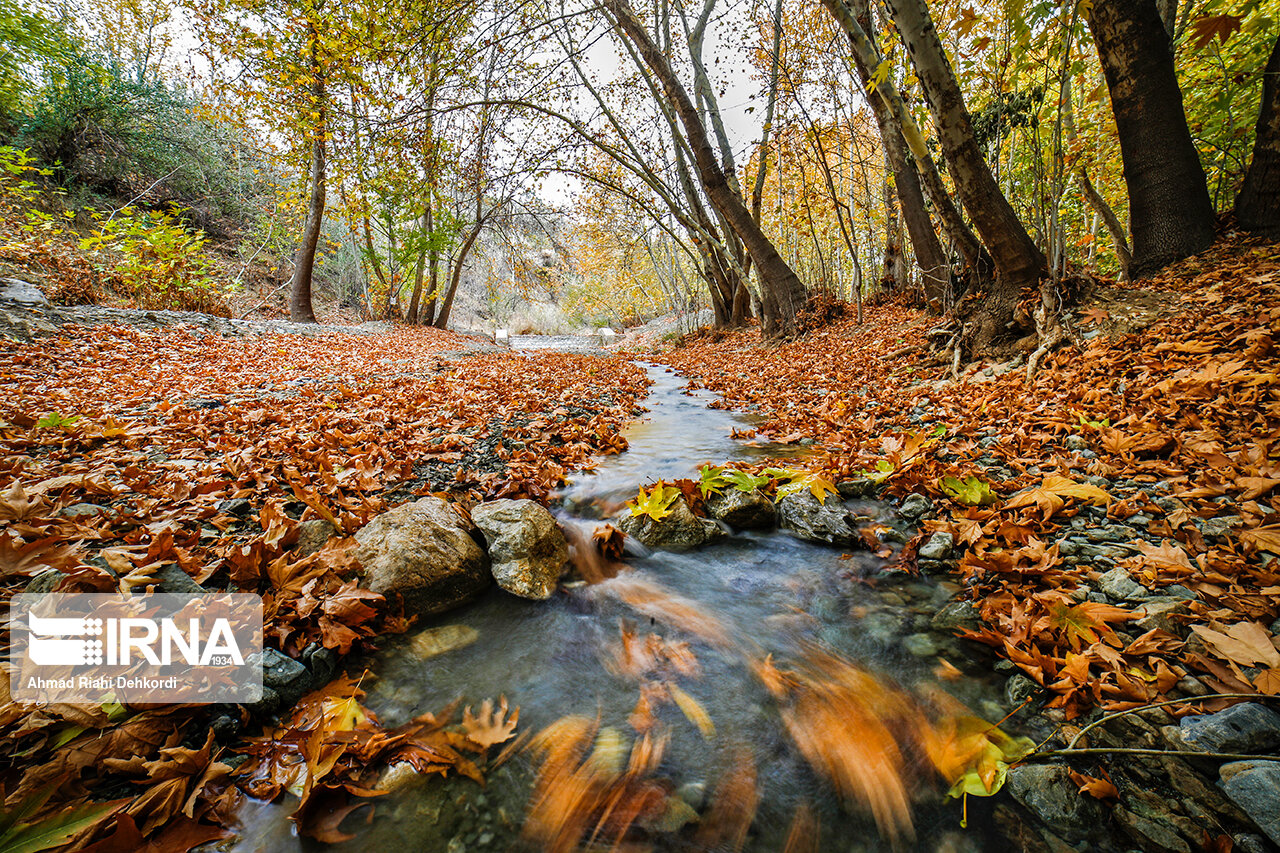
[232,363,1012,852]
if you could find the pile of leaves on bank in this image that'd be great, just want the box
[0,325,646,847]
[656,235,1280,720]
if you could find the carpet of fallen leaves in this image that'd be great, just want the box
[657,235,1280,722]
[0,323,646,847]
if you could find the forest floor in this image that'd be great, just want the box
[0,235,1278,850]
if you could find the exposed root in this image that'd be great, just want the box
[1026,280,1076,381]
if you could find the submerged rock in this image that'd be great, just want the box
[354,497,490,617]
[931,600,981,633]
[619,497,724,551]
[704,488,775,530]
[471,499,569,599]
[408,624,480,660]
[776,490,858,546]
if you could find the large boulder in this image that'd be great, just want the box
[619,497,724,550]
[354,498,490,617]
[471,499,569,600]
[776,490,859,546]
[705,489,775,530]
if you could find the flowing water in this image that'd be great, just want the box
[233,363,1010,852]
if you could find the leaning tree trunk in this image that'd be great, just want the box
[433,218,484,330]
[600,0,807,337]
[1236,36,1280,239]
[288,29,324,324]
[1087,0,1216,277]
[882,0,1047,350]
[839,0,950,305]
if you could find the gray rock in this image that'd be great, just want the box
[1006,764,1105,842]
[253,648,310,706]
[0,278,48,306]
[22,570,66,595]
[705,488,776,530]
[776,490,857,546]
[217,497,252,517]
[836,478,875,499]
[155,563,205,593]
[918,531,954,561]
[902,633,938,657]
[1113,807,1191,853]
[931,600,981,633]
[471,499,569,600]
[619,497,723,551]
[354,497,490,617]
[1133,597,1190,634]
[898,492,933,520]
[1198,516,1239,541]
[1098,566,1151,601]
[1220,761,1280,844]
[1065,435,1089,451]
[295,519,337,557]
[57,503,108,519]
[1005,674,1039,706]
[1180,704,1280,754]
[861,611,905,644]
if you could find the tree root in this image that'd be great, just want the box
[1026,280,1079,381]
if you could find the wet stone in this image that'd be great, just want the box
[1179,703,1280,754]
[704,488,775,530]
[1219,761,1280,845]
[897,492,933,520]
[931,600,981,633]
[1006,764,1105,843]
[1006,673,1040,706]
[902,633,938,657]
[471,499,569,599]
[620,497,724,551]
[918,531,954,561]
[776,490,858,546]
[1113,807,1192,853]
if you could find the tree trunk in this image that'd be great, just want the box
[406,208,429,324]
[1079,167,1133,280]
[600,0,807,337]
[1087,0,1216,277]
[1237,36,1280,239]
[433,218,484,330]
[288,28,324,324]
[825,0,985,288]
[882,167,908,291]
[838,0,949,305]
[882,0,1047,349]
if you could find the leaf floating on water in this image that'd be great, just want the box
[666,682,715,739]
[782,802,820,853]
